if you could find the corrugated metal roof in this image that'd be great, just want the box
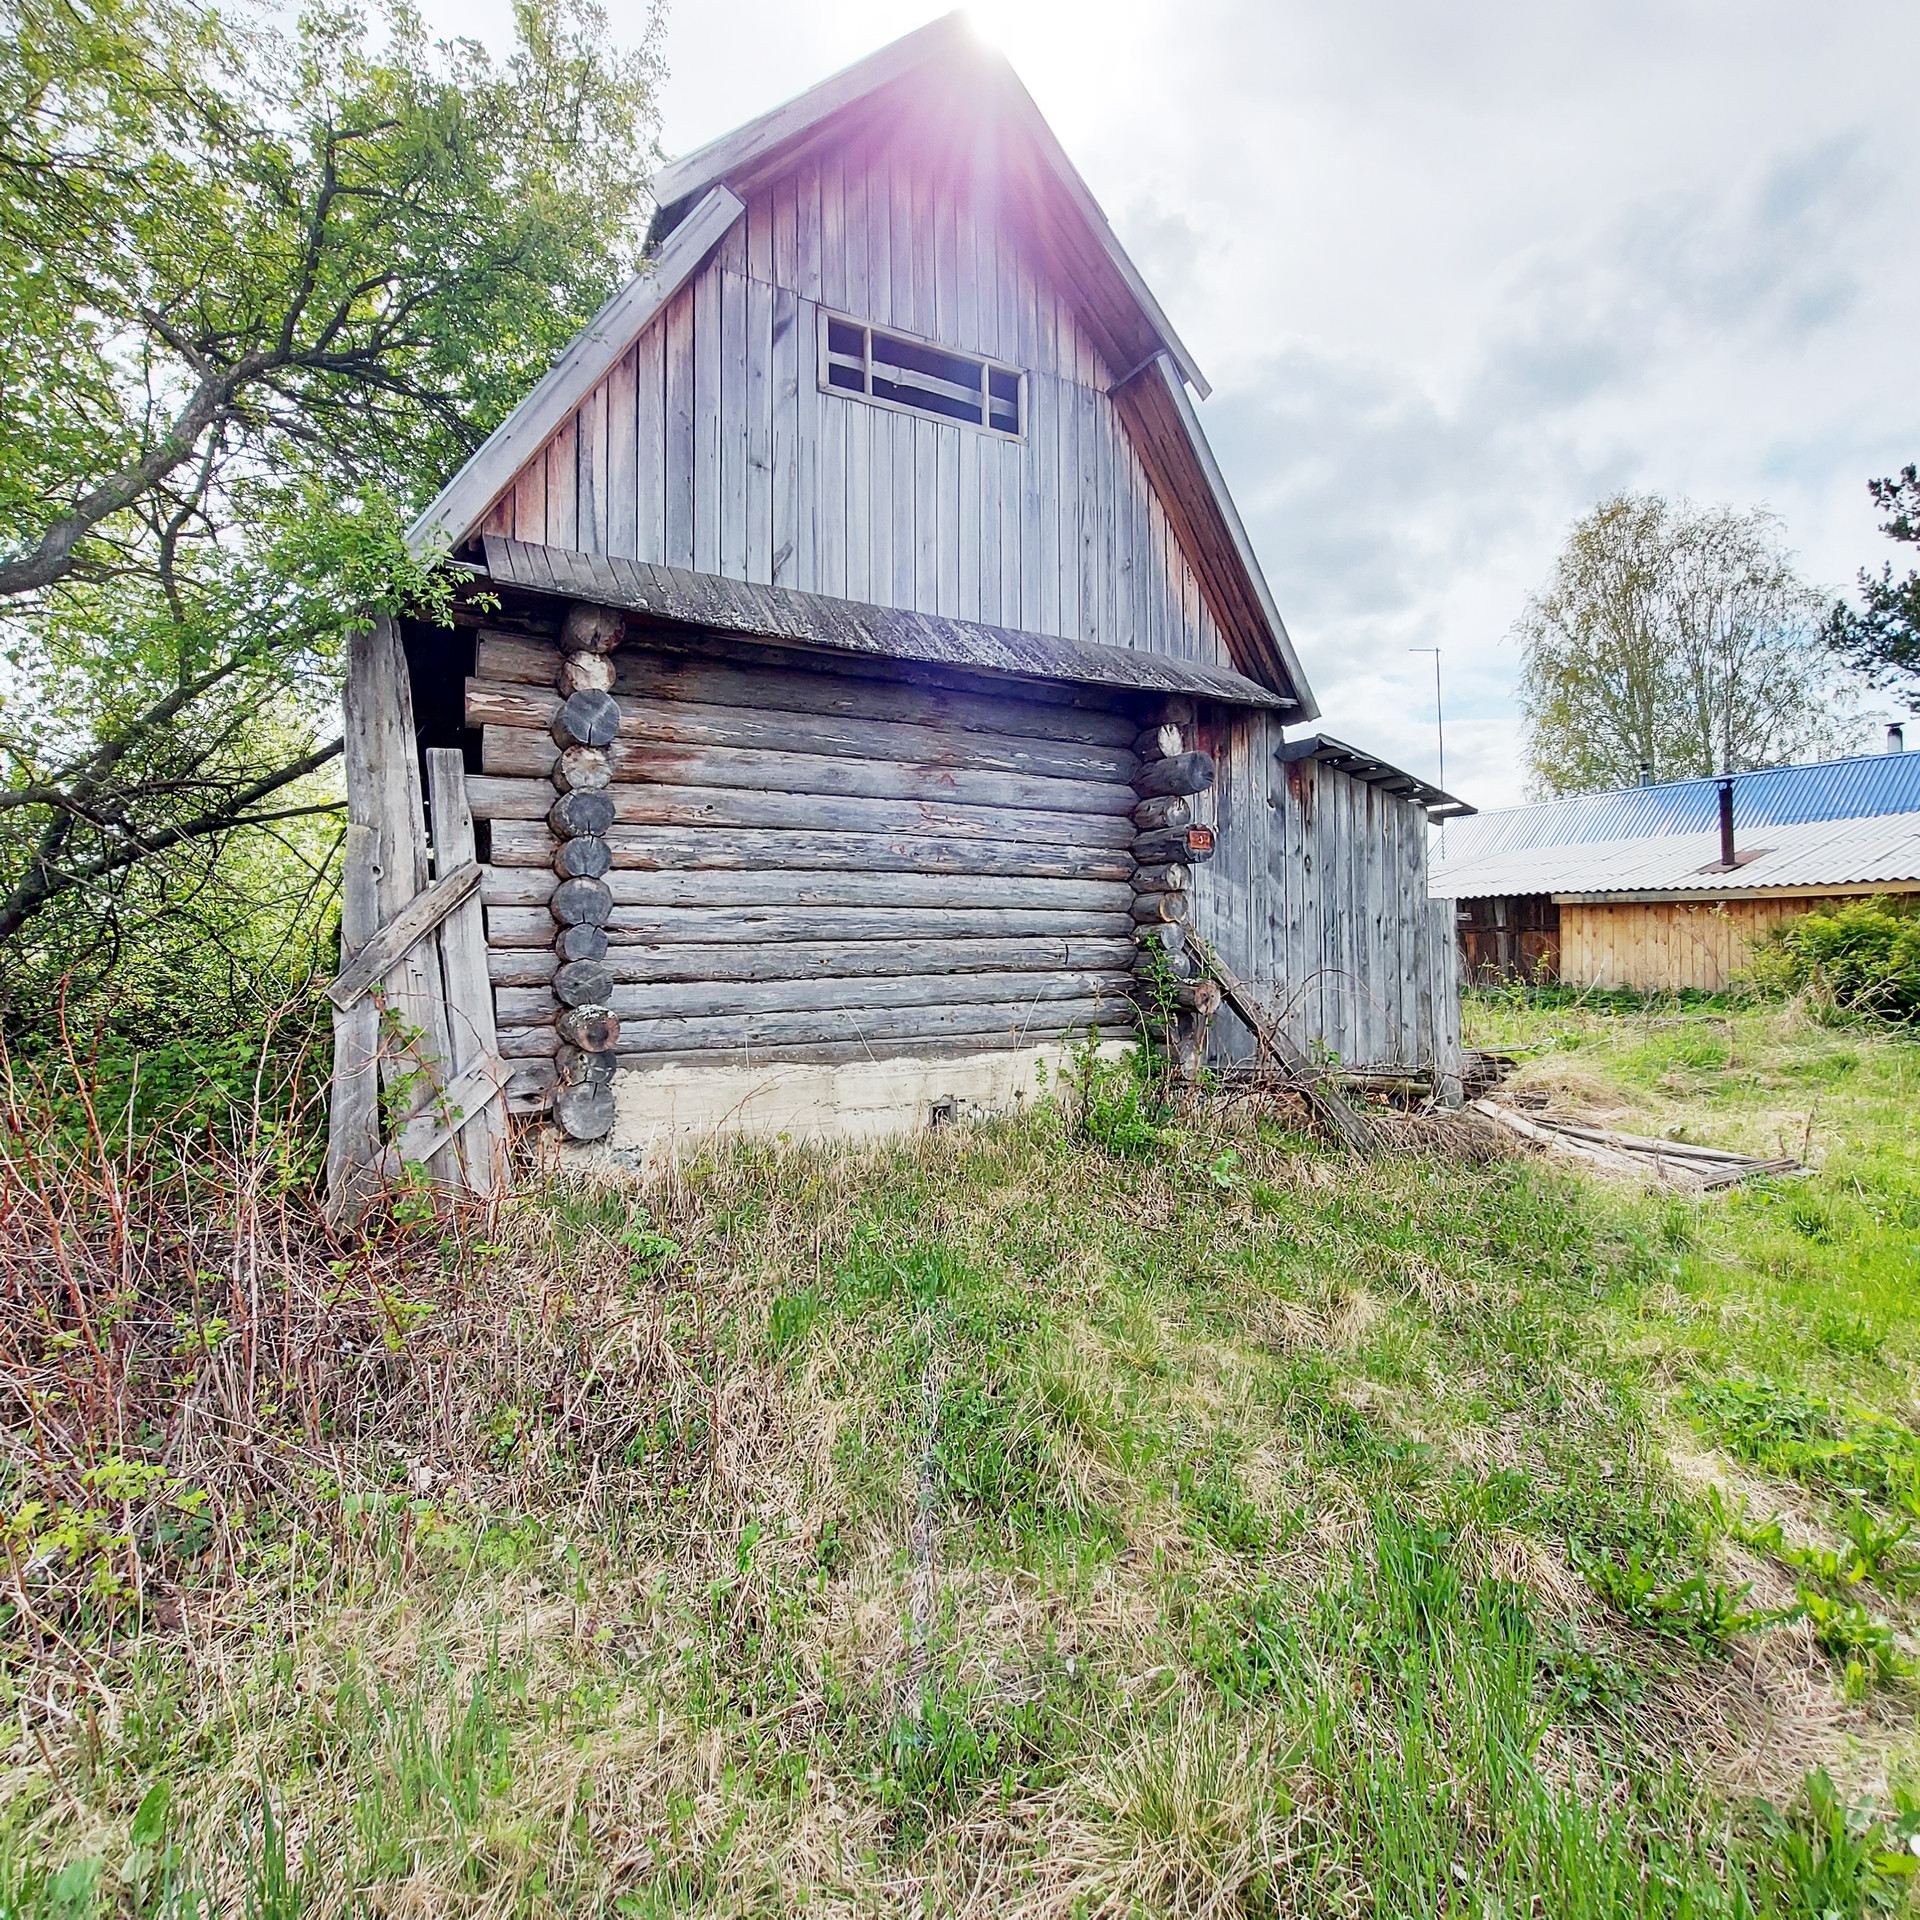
[479,536,1294,709]
[1431,809,1920,901]
[1442,751,1920,861]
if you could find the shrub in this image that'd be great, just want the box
[1751,896,1920,1020]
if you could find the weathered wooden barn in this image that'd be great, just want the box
[325,15,1468,1204]
[1433,742,1920,992]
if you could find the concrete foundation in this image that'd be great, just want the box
[581,1039,1130,1158]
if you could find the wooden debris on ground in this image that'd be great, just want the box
[1190,939,1384,1157]
[1472,1098,1804,1190]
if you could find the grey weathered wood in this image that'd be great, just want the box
[1132,794,1191,831]
[606,994,1133,1057]
[488,820,1132,882]
[425,750,508,1193]
[498,967,1131,1028]
[485,784,1132,852]
[553,1080,616,1140]
[496,903,1132,947]
[1131,862,1189,893]
[324,821,385,1221]
[554,958,615,1005]
[338,614,459,1187]
[477,736,1135,818]
[391,1050,508,1168]
[408,186,745,555]
[481,865,1134,915]
[473,626,1139,725]
[553,836,613,879]
[607,903,1134,944]
[1133,751,1215,800]
[499,1025,561,1059]
[550,689,621,748]
[488,933,1136,988]
[1133,824,1214,866]
[548,789,617,837]
[1130,893,1189,924]
[327,861,482,1011]
[467,680,1141,785]
[551,875,613,924]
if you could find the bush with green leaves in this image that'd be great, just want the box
[1750,897,1920,1021]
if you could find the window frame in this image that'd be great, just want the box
[817,311,1026,441]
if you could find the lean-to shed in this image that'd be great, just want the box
[325,15,1470,1203]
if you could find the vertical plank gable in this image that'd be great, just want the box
[478,139,1246,679]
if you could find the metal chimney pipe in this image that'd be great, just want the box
[1717,778,1736,869]
[1890,723,1906,755]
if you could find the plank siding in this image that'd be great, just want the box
[1557,896,1851,993]
[1187,712,1459,1080]
[504,136,1233,672]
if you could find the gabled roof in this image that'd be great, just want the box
[408,15,1315,714]
[1430,750,1920,899]
[647,13,1208,397]
[479,536,1295,710]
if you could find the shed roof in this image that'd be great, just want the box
[1430,751,1920,899]
[1431,811,1920,902]
[1443,751,1920,859]
[478,535,1296,710]
[1278,734,1474,822]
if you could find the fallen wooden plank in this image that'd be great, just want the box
[1191,937,1379,1158]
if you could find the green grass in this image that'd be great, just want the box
[6,997,1920,1914]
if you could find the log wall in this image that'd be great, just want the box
[473,132,1230,670]
[465,624,1142,1101]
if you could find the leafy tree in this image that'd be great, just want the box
[1517,494,1864,799]
[0,0,661,1007]
[1826,464,1920,694]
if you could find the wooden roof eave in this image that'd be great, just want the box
[406,186,746,558]
[1114,354,1320,717]
[476,535,1296,712]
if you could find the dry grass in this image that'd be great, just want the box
[5,1020,1920,1914]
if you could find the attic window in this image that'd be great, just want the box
[821,315,1023,438]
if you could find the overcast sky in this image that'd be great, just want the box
[427,0,1920,809]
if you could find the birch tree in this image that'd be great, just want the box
[1517,494,1863,799]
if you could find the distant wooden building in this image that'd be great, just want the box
[1432,743,1920,993]
[326,16,1470,1202]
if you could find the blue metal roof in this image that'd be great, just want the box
[1444,750,1920,861]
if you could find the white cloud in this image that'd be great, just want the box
[417,0,1920,806]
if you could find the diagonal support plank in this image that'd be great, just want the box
[1191,936,1380,1157]
[328,862,482,1011]
[393,1052,509,1166]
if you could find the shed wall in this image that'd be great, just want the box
[463,619,1143,1112]
[1187,709,1461,1080]
[476,134,1231,670]
[1558,897,1848,992]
